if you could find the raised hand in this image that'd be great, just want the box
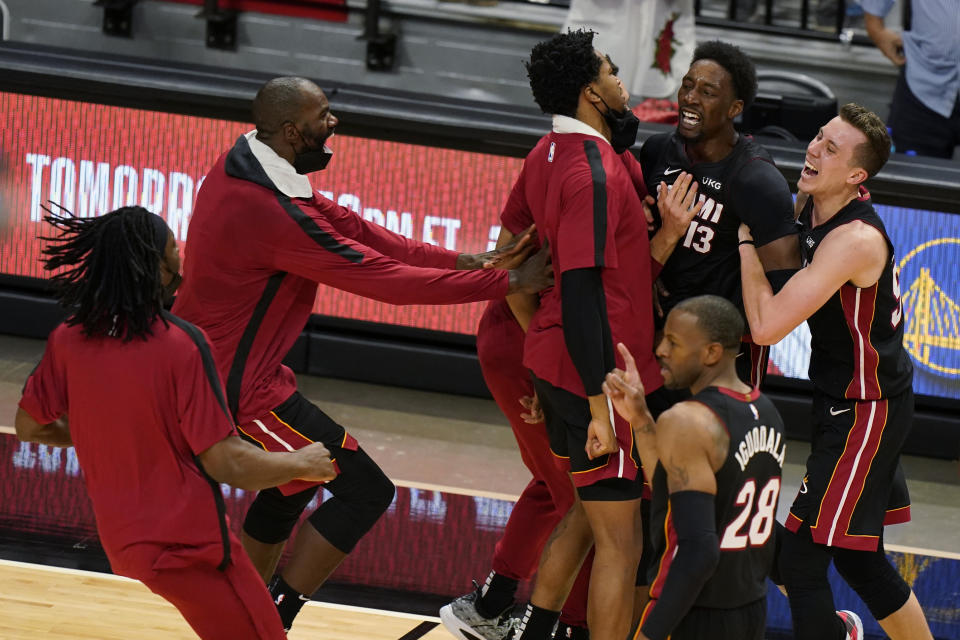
[658,172,704,243]
[602,342,649,426]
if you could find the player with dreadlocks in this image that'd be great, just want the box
[15,205,336,639]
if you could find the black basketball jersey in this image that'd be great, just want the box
[647,387,785,609]
[798,190,913,400]
[639,133,796,322]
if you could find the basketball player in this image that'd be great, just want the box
[15,206,336,640]
[639,40,800,387]
[172,76,552,632]
[738,103,932,639]
[465,30,709,640]
[440,257,592,640]
[441,114,698,639]
[604,295,785,640]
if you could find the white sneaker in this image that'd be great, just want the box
[837,610,864,640]
[440,583,516,640]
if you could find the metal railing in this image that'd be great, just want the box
[694,0,876,44]
[497,0,906,46]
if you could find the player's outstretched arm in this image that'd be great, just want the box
[198,436,337,492]
[14,408,72,447]
[458,224,537,271]
[738,221,886,345]
[638,403,725,640]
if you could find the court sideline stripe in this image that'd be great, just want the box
[397,621,440,640]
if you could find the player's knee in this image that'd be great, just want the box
[366,470,396,517]
[306,449,395,552]
[348,447,396,518]
[833,548,910,620]
[243,487,316,544]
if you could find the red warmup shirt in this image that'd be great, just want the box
[18,315,235,577]
[173,134,509,423]
[511,124,662,397]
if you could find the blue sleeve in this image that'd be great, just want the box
[860,0,895,17]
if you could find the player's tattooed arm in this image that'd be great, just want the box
[657,403,722,496]
[666,453,691,490]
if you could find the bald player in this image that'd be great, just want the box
[173,76,551,632]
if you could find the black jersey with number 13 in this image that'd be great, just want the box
[646,386,786,608]
[639,133,796,322]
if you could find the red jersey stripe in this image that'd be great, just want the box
[840,284,882,399]
[810,400,888,550]
[649,502,678,599]
[828,400,888,547]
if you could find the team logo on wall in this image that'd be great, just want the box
[899,237,960,378]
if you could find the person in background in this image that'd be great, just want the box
[863,0,960,159]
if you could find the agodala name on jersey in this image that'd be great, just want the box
[733,420,786,471]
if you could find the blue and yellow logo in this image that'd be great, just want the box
[899,237,960,377]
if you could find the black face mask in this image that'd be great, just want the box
[292,125,334,174]
[594,96,640,154]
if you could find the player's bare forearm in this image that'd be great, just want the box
[755,233,801,272]
[506,291,538,332]
[632,412,660,482]
[739,241,776,344]
[14,408,72,447]
[587,393,611,422]
[504,217,539,328]
[649,227,685,266]
[200,437,336,491]
[864,13,905,66]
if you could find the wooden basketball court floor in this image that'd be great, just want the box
[0,559,448,640]
[2,333,959,638]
